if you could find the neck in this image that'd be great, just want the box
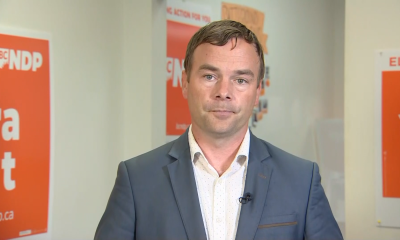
[191,125,247,175]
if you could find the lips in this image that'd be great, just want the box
[211,109,234,113]
[204,104,237,115]
[210,110,235,119]
[206,106,236,113]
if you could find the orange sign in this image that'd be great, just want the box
[382,70,400,198]
[166,1,211,136]
[166,20,199,135]
[221,2,268,53]
[0,32,51,239]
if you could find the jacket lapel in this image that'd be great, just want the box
[167,131,207,240]
[235,132,273,240]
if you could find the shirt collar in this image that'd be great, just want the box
[188,124,250,166]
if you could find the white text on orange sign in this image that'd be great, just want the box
[167,57,185,87]
[0,48,43,71]
[1,108,20,191]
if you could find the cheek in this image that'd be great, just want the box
[188,86,207,103]
[187,90,203,111]
[242,95,258,113]
[246,92,258,104]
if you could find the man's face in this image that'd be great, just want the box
[182,38,261,138]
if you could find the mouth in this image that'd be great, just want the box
[210,110,235,119]
[211,110,234,113]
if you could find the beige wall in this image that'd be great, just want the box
[0,0,153,239]
[333,0,345,119]
[345,0,400,239]
[151,0,167,149]
[123,0,153,159]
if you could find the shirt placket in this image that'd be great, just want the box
[213,176,226,240]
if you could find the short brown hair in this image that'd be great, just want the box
[184,20,265,85]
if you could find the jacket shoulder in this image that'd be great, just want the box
[257,138,315,173]
[123,140,176,172]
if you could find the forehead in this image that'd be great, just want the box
[191,38,260,71]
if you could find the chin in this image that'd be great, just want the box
[207,124,237,136]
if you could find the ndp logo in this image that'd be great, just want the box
[0,48,43,72]
[167,57,185,87]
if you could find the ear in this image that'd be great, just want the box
[182,70,188,99]
[254,81,261,107]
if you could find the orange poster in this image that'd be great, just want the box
[0,30,52,239]
[221,2,268,54]
[166,21,198,136]
[382,70,400,198]
[375,50,400,228]
[166,0,211,136]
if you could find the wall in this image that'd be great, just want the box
[123,0,153,159]
[345,0,400,239]
[151,0,167,149]
[333,0,345,119]
[252,0,337,162]
[0,0,153,239]
[166,0,344,163]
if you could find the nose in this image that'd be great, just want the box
[214,79,232,100]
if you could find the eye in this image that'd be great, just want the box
[204,74,215,81]
[236,79,248,84]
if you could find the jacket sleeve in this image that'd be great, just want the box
[305,163,343,240]
[94,161,135,240]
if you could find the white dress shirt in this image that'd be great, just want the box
[188,125,250,240]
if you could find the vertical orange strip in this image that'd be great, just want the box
[382,71,400,198]
[166,21,199,135]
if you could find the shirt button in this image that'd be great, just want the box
[216,217,222,223]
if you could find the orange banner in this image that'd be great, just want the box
[166,20,199,135]
[166,1,212,137]
[0,32,51,239]
[382,70,400,198]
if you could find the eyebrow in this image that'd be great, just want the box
[233,69,254,78]
[198,64,255,78]
[198,64,220,73]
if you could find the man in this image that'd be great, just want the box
[95,20,343,240]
